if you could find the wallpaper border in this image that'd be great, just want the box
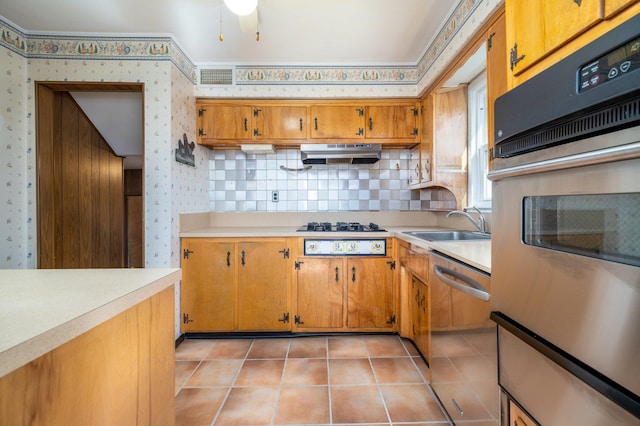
[1,0,483,87]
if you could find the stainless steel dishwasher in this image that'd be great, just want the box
[428,251,498,425]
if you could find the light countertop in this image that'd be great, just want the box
[0,268,181,378]
[180,224,491,273]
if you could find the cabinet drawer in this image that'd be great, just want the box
[399,243,429,282]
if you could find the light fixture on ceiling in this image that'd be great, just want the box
[219,0,260,42]
[224,0,257,16]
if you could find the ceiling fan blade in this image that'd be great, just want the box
[238,9,258,33]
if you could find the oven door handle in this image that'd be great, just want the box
[433,265,490,301]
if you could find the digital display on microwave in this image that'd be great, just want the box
[523,193,640,267]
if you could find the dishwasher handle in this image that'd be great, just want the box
[433,265,490,301]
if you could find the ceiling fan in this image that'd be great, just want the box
[223,0,260,40]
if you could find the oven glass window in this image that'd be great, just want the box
[523,193,640,267]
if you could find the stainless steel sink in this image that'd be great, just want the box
[403,230,491,241]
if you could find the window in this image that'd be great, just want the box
[467,70,491,210]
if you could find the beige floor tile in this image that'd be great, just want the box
[175,360,200,391]
[364,335,409,357]
[206,339,253,359]
[380,384,448,423]
[247,338,290,359]
[431,333,479,357]
[274,386,330,425]
[186,359,243,387]
[433,382,493,421]
[234,359,285,386]
[329,358,375,385]
[175,339,215,361]
[449,353,497,383]
[413,355,430,381]
[282,358,328,385]
[371,357,423,384]
[330,385,389,424]
[175,387,227,426]
[214,387,279,425]
[287,336,327,358]
[328,335,368,358]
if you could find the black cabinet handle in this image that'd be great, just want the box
[244,118,248,131]
[314,117,318,131]
[352,266,356,282]
[369,117,373,131]
[335,267,339,282]
[241,250,246,266]
[299,118,303,131]
[226,251,230,267]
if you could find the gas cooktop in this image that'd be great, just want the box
[297,222,385,232]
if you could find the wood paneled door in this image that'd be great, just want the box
[36,82,144,268]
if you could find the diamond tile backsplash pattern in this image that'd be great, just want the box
[209,149,455,212]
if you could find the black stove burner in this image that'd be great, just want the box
[300,221,384,232]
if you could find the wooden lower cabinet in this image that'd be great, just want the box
[399,240,430,358]
[237,241,291,331]
[294,257,344,329]
[410,276,430,358]
[180,238,292,332]
[293,256,395,332]
[181,238,235,331]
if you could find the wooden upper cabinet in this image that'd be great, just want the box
[310,105,365,139]
[198,104,251,141]
[253,105,307,140]
[365,105,419,142]
[603,0,637,18]
[506,0,601,75]
[486,12,507,169]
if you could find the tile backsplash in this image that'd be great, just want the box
[209,149,455,212]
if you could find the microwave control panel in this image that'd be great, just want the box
[578,35,640,92]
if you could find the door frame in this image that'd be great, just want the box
[35,81,145,268]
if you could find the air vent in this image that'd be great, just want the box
[199,68,233,85]
[495,94,640,158]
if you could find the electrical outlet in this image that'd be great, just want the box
[272,191,279,202]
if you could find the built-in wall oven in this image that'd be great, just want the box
[489,13,640,426]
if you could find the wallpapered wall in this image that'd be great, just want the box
[0,0,502,272]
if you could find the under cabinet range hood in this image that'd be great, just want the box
[300,143,382,164]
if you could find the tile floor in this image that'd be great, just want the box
[174,334,451,426]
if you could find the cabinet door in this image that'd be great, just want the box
[603,0,636,18]
[365,105,419,140]
[486,12,507,170]
[181,239,235,332]
[295,258,344,329]
[253,105,307,140]
[346,258,394,329]
[237,241,290,331]
[506,0,601,75]
[197,104,252,141]
[310,105,365,139]
[410,276,430,358]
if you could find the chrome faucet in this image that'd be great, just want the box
[446,206,488,234]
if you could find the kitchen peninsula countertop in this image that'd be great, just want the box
[0,268,181,378]
[180,212,490,273]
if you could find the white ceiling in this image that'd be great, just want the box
[0,0,458,65]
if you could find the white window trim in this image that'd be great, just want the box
[467,70,491,211]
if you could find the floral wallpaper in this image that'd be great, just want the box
[0,0,502,271]
[0,47,28,268]
[0,17,208,270]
